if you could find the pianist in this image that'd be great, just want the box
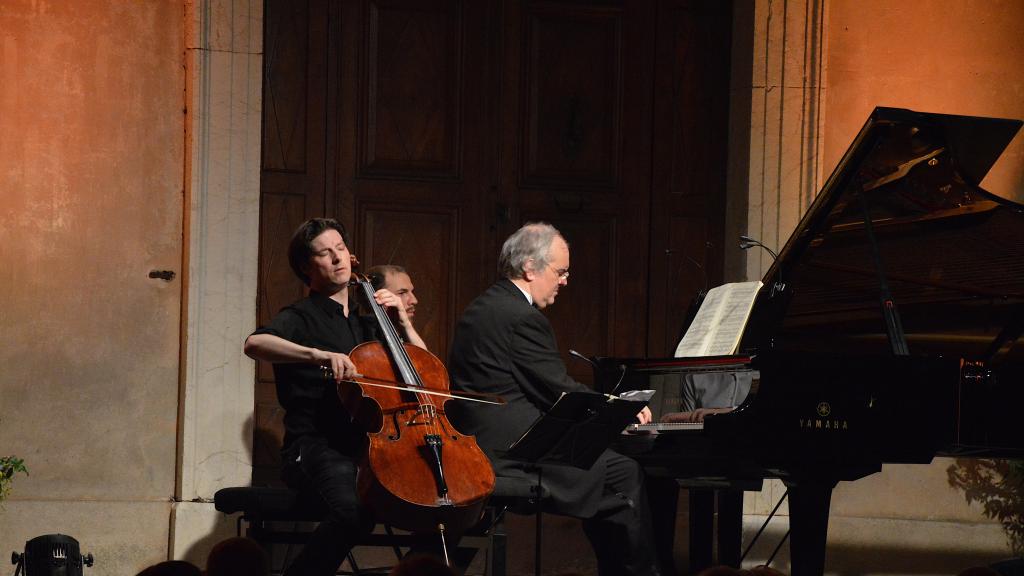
[448,222,663,576]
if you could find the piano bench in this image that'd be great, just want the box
[213,480,540,576]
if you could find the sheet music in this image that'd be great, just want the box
[674,281,763,357]
[617,389,656,403]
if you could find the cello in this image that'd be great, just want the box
[336,272,496,538]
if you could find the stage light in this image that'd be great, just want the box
[10,534,93,576]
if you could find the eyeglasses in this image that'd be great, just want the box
[547,264,570,280]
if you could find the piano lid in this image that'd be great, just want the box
[741,107,1024,360]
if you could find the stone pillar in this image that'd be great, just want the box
[725,0,828,283]
[171,0,263,564]
[724,0,828,531]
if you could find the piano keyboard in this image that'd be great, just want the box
[624,422,704,434]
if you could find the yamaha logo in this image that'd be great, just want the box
[800,401,847,430]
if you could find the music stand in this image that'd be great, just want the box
[501,391,650,576]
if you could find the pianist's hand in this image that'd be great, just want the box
[661,411,691,423]
[635,406,652,425]
[661,407,733,423]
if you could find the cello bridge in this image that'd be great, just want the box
[405,404,436,426]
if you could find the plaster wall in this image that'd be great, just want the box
[170,0,263,566]
[824,0,1024,201]
[0,0,185,572]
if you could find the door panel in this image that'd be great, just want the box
[521,5,622,189]
[261,0,312,174]
[359,0,464,178]
[338,0,493,364]
[647,0,732,356]
[359,204,460,355]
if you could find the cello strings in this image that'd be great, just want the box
[359,277,442,438]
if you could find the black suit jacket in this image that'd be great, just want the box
[449,279,611,516]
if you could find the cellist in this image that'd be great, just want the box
[243,218,425,576]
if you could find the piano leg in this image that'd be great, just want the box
[688,488,714,573]
[685,488,745,572]
[717,489,743,568]
[646,476,681,575]
[785,480,836,576]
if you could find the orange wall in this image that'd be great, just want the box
[824,0,1024,200]
[0,0,185,569]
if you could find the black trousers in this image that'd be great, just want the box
[282,440,374,576]
[575,452,662,576]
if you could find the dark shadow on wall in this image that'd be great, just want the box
[948,458,1024,558]
[253,403,286,486]
[724,0,755,284]
[178,414,260,569]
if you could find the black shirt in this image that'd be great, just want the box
[251,290,379,457]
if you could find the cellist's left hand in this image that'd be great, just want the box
[374,289,412,328]
[374,289,428,350]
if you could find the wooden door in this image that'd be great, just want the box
[647,0,732,356]
[494,0,658,384]
[333,0,496,361]
[254,0,332,481]
[253,0,497,480]
[254,0,733,480]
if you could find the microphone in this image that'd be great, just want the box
[739,235,779,261]
[569,349,627,395]
[568,349,596,368]
[739,234,785,296]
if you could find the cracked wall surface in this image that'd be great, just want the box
[0,1,262,572]
[1,0,185,572]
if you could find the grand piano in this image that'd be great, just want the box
[595,107,1024,575]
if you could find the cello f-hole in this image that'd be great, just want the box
[434,417,459,440]
[387,411,402,441]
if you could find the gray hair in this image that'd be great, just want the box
[499,222,564,279]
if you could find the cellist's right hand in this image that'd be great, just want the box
[313,349,361,381]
